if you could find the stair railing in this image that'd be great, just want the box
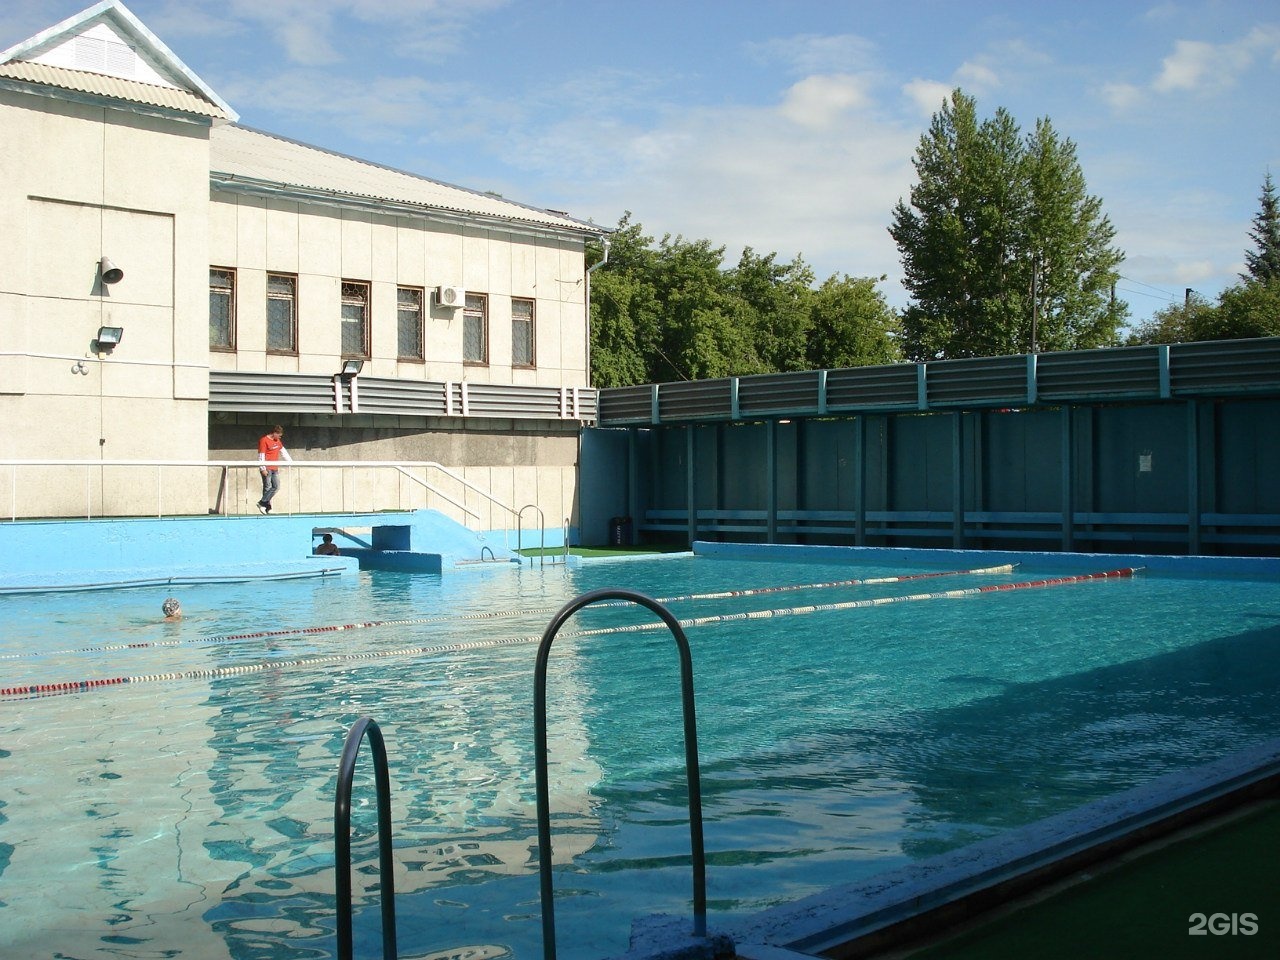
[334,716,398,960]
[532,588,707,960]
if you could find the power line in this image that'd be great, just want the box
[1117,275,1179,302]
[1116,285,1178,303]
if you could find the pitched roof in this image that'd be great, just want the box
[210,124,602,238]
[0,60,227,118]
[0,0,235,121]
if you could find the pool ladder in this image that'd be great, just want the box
[333,588,709,960]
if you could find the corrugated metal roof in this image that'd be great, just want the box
[209,124,601,237]
[0,59,226,118]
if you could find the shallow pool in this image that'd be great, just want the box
[2,551,1280,959]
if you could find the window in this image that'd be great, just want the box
[397,286,424,361]
[341,280,370,358]
[209,268,235,350]
[511,297,535,367]
[266,273,297,354]
[463,292,488,364]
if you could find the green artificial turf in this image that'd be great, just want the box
[906,801,1280,960]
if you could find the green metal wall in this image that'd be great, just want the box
[585,396,1280,556]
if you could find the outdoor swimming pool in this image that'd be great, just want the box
[3,549,1280,960]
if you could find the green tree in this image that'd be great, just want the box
[1199,280,1280,340]
[588,215,661,387]
[1124,294,1216,345]
[727,248,815,372]
[806,274,901,368]
[1242,172,1280,284]
[889,90,1126,361]
[588,213,902,385]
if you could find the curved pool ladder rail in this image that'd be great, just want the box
[335,716,399,960]
[533,588,707,960]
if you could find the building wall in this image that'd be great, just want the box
[207,194,588,387]
[0,87,212,516]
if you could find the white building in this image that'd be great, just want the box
[0,0,604,530]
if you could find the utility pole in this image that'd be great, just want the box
[1031,252,1039,354]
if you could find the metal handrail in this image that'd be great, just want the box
[0,458,520,526]
[533,589,707,960]
[517,503,547,566]
[334,716,398,960]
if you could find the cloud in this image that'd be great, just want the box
[146,0,510,66]
[1125,23,1280,103]
[1099,81,1145,112]
[778,74,871,128]
[745,33,880,76]
[515,82,920,289]
[902,79,954,118]
[954,60,1000,93]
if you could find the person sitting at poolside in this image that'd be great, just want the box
[315,533,340,556]
[161,597,183,621]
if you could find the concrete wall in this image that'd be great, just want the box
[206,416,582,533]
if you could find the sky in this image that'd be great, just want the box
[5,1,1279,329]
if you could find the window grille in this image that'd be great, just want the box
[341,280,370,358]
[464,293,488,364]
[397,286,424,360]
[209,268,235,350]
[266,273,297,354]
[512,297,535,367]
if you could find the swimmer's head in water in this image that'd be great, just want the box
[162,597,182,618]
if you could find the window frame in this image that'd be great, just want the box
[340,279,372,359]
[265,272,298,356]
[396,285,425,362]
[511,296,536,368]
[209,267,236,352]
[463,292,489,366]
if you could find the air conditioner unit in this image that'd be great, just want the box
[436,285,464,309]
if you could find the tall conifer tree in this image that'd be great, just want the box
[1241,172,1280,285]
[889,90,1125,360]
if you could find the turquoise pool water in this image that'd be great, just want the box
[2,552,1280,959]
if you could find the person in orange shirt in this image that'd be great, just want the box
[256,425,292,513]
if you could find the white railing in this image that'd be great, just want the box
[0,460,522,530]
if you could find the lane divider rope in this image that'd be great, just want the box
[0,566,1136,700]
[0,563,1016,661]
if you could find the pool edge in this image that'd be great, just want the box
[727,738,1280,958]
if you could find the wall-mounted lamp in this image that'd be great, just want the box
[340,359,364,377]
[93,325,124,354]
[99,257,124,285]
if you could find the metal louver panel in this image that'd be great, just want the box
[825,363,918,410]
[659,379,732,420]
[355,377,448,416]
[210,371,597,421]
[1170,338,1280,394]
[595,336,1280,427]
[465,383,564,419]
[739,371,821,415]
[1037,345,1161,400]
[597,385,655,424]
[208,372,335,413]
[926,355,1028,407]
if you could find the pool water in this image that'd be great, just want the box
[3,553,1280,960]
